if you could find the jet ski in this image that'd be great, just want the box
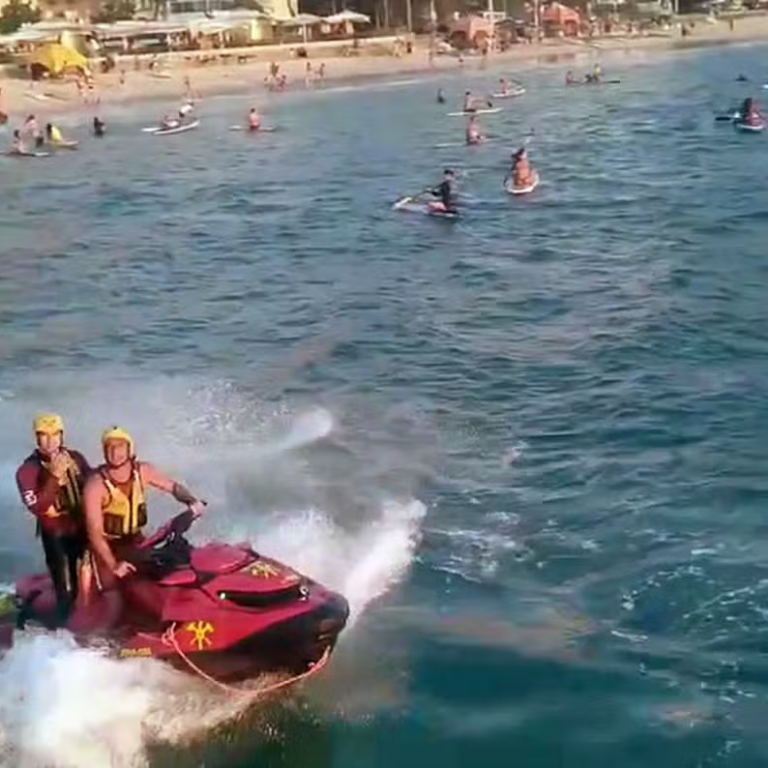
[0,510,349,682]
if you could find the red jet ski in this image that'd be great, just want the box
[0,511,349,683]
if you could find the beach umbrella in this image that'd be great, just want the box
[280,13,323,43]
[325,9,371,23]
[280,13,324,26]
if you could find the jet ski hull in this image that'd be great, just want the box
[0,515,349,683]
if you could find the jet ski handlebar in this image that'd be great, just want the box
[137,508,196,551]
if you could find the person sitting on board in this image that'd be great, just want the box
[436,87,446,104]
[247,107,261,131]
[429,169,458,214]
[15,414,92,624]
[24,114,43,148]
[93,116,105,137]
[76,427,205,632]
[11,129,26,154]
[178,101,194,121]
[160,113,180,130]
[498,77,510,95]
[45,122,64,144]
[511,147,534,188]
[592,63,602,81]
[465,115,484,145]
[740,97,762,125]
[565,70,576,85]
[462,90,491,113]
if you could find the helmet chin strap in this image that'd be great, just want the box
[105,455,132,471]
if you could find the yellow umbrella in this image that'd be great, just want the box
[29,43,87,76]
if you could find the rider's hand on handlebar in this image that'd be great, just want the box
[113,560,137,579]
[189,500,207,518]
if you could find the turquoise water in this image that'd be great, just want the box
[2,43,768,767]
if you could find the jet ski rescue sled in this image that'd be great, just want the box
[0,511,349,684]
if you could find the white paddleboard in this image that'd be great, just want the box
[447,107,503,117]
[735,121,765,132]
[152,119,200,136]
[491,88,525,99]
[5,150,50,158]
[506,171,540,196]
[228,125,277,132]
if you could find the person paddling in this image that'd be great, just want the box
[509,146,535,188]
[247,107,261,131]
[465,115,484,145]
[739,97,763,126]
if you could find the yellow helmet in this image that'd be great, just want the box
[101,426,134,456]
[33,413,64,436]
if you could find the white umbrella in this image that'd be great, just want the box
[325,9,371,23]
[280,13,324,26]
[280,13,323,43]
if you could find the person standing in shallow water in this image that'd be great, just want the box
[15,414,92,623]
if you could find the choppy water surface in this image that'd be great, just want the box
[2,43,768,768]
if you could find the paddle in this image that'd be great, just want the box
[394,187,433,208]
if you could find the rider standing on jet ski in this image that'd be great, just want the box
[15,414,92,623]
[81,427,205,608]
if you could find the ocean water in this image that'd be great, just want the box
[1,42,768,767]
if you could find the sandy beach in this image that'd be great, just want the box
[2,14,768,126]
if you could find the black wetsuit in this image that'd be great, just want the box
[93,119,105,137]
[432,180,457,212]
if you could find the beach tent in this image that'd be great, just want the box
[541,3,581,34]
[29,43,87,76]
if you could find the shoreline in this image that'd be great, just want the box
[2,20,768,126]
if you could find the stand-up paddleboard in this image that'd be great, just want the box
[228,125,277,132]
[434,137,496,148]
[567,79,621,87]
[153,119,200,136]
[491,87,525,98]
[447,107,503,116]
[505,171,540,196]
[5,150,50,158]
[51,140,79,149]
[735,120,765,133]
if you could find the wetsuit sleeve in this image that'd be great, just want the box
[15,460,60,519]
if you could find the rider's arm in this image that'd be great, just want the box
[140,463,199,506]
[15,460,60,520]
[82,474,119,574]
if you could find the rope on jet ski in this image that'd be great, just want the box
[162,622,331,696]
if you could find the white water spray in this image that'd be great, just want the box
[0,371,427,768]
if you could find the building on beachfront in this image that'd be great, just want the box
[133,0,295,20]
[22,0,103,22]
